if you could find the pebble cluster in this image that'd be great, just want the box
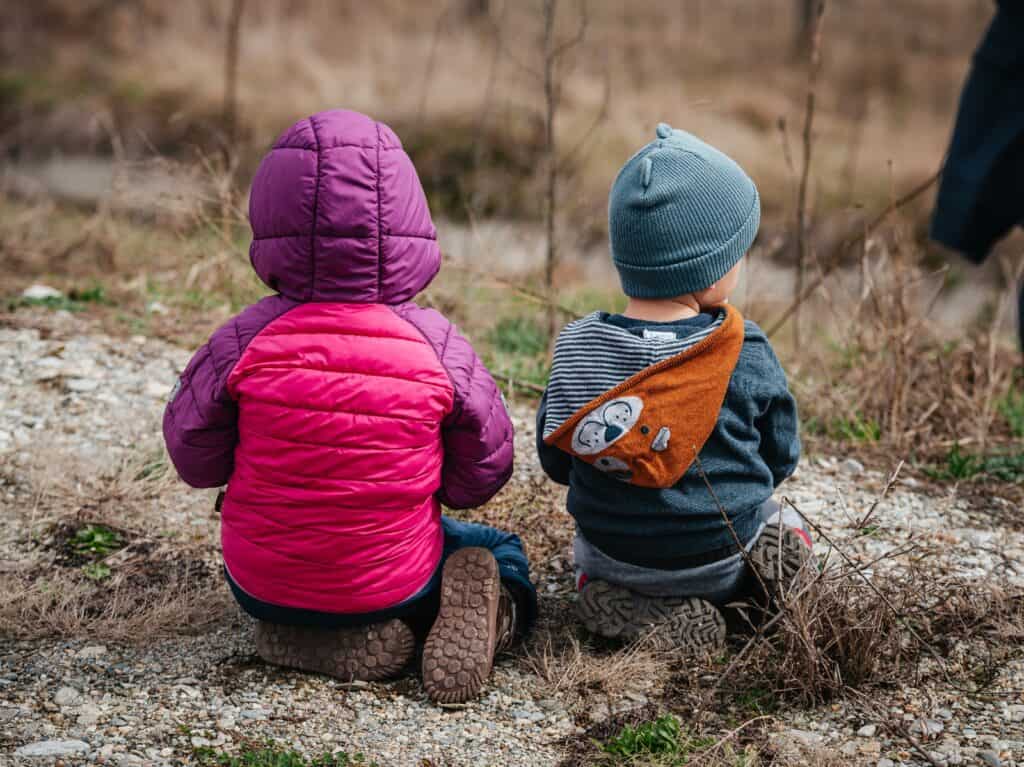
[1,308,1022,766]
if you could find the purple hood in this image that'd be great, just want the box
[248,110,441,304]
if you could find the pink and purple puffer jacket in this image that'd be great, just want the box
[163,110,514,614]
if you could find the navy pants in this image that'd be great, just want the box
[226,516,537,637]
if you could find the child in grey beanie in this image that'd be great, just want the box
[536,123,813,652]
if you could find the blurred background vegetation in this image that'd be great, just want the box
[1,0,1021,488]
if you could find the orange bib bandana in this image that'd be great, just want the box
[544,305,744,489]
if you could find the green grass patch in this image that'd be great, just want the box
[12,284,112,312]
[734,686,779,716]
[999,386,1024,438]
[193,743,376,767]
[827,413,881,443]
[483,314,550,389]
[925,443,1024,483]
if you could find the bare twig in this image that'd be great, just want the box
[417,2,451,124]
[492,372,546,396]
[542,0,560,343]
[855,459,903,530]
[766,167,941,338]
[693,453,770,601]
[222,0,247,147]
[793,0,826,351]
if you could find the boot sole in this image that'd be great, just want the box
[255,618,415,682]
[422,547,500,704]
[576,581,726,654]
[748,524,814,597]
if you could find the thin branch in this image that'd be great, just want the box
[855,459,903,530]
[766,167,941,338]
[222,0,247,147]
[492,372,546,396]
[417,2,451,124]
[792,0,826,351]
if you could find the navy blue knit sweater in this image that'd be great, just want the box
[536,312,799,569]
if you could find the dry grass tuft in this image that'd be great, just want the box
[525,609,669,707]
[0,441,231,641]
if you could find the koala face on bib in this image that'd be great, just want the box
[571,397,643,455]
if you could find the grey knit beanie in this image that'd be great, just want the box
[609,123,760,299]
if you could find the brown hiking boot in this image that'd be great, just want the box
[422,547,507,704]
[494,584,518,656]
[254,619,415,682]
[576,580,726,654]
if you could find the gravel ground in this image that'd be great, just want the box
[1,309,1022,766]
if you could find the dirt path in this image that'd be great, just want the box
[1,311,1022,766]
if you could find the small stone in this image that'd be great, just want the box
[978,752,1001,767]
[76,645,107,659]
[858,740,881,756]
[143,380,169,398]
[909,718,944,737]
[877,760,895,767]
[146,301,169,315]
[14,740,90,758]
[77,704,101,726]
[935,707,953,720]
[22,284,63,301]
[963,728,977,739]
[858,724,878,738]
[840,458,865,476]
[53,687,81,707]
[65,378,99,393]
[1005,704,1024,722]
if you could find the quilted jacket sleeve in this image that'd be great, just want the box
[163,324,241,489]
[437,326,515,509]
[390,303,515,509]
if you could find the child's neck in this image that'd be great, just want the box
[622,295,702,322]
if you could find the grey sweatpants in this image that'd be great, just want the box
[572,499,807,604]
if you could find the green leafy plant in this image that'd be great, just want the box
[602,715,715,761]
[82,562,112,581]
[71,524,123,558]
[193,744,373,767]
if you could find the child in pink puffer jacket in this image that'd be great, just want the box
[163,109,536,703]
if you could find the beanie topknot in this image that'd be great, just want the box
[608,123,760,299]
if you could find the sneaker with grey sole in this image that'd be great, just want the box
[747,524,815,600]
[576,580,726,654]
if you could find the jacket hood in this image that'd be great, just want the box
[248,109,441,303]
